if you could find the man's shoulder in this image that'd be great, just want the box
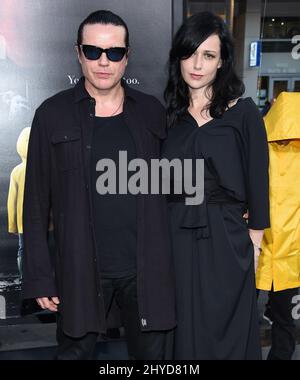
[36,86,75,115]
[126,86,165,111]
[127,86,167,138]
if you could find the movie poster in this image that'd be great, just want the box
[0,0,178,321]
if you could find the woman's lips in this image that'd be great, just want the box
[190,74,204,80]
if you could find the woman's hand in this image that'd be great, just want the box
[248,228,264,273]
[253,245,261,273]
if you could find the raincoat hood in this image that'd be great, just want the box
[264,92,300,142]
[16,127,30,161]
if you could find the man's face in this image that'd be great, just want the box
[77,23,128,93]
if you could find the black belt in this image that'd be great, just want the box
[167,188,245,239]
[167,191,236,204]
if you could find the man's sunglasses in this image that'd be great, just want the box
[79,44,128,62]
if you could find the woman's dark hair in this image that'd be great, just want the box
[77,10,130,47]
[164,12,245,127]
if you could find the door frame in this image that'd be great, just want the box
[269,76,300,100]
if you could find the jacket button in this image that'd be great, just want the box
[86,145,91,150]
[89,113,93,117]
[64,135,68,140]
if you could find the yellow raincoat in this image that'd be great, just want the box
[256,92,300,291]
[7,127,31,234]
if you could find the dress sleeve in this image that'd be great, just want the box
[245,100,270,229]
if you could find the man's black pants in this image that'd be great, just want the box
[257,286,298,360]
[55,275,167,360]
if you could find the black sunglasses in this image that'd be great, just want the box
[79,44,128,62]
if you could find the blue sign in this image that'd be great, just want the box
[249,41,261,67]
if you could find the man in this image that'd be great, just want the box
[22,10,175,360]
[256,91,300,360]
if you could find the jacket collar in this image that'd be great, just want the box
[74,76,137,103]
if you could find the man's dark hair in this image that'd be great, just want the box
[77,10,130,47]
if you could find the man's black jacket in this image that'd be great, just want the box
[22,78,176,337]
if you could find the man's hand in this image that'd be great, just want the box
[36,297,60,312]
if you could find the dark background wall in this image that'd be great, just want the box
[0,0,183,321]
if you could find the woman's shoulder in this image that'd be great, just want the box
[229,97,255,108]
[235,97,259,112]
[226,97,261,121]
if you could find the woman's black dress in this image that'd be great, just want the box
[162,98,270,360]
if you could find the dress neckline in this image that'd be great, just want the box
[187,97,250,129]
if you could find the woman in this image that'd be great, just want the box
[162,12,270,359]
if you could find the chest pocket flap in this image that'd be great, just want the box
[51,130,81,171]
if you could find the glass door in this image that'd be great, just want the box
[292,78,300,92]
[270,78,289,101]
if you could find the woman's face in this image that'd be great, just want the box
[180,34,222,93]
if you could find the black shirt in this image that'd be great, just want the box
[91,113,137,278]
